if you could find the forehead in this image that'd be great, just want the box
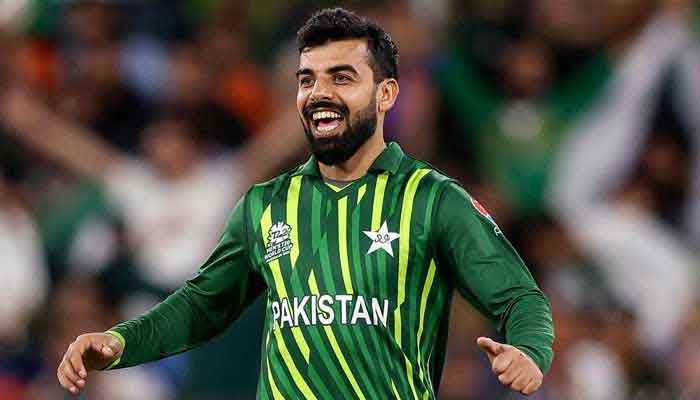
[299,39,372,74]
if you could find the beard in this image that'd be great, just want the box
[302,96,377,166]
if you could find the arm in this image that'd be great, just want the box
[0,88,120,182]
[433,182,554,394]
[108,192,265,367]
[57,192,266,393]
[233,106,308,185]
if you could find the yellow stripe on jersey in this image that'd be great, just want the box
[265,330,285,400]
[357,183,367,204]
[394,169,431,344]
[287,176,302,268]
[391,379,401,400]
[324,182,344,192]
[261,205,315,397]
[417,259,437,387]
[287,175,302,269]
[272,327,316,399]
[308,271,366,400]
[338,196,353,294]
[404,354,419,400]
[266,358,284,400]
[371,173,389,231]
[395,168,431,400]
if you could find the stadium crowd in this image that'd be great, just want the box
[1,0,699,399]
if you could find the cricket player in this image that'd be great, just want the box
[58,8,554,398]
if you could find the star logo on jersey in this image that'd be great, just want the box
[363,221,400,257]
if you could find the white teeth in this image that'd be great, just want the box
[312,111,342,121]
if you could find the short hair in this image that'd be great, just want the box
[296,7,399,82]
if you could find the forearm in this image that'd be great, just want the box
[107,283,230,369]
[106,193,263,369]
[434,181,555,373]
[502,290,554,374]
[1,89,117,181]
[235,106,306,184]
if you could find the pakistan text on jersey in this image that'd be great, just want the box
[271,295,389,329]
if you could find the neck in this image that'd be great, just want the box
[318,127,386,181]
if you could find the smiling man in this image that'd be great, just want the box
[57,8,554,399]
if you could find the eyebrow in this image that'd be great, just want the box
[295,64,359,78]
[295,68,313,78]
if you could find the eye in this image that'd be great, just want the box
[334,74,351,84]
[299,76,314,88]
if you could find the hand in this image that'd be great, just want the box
[477,337,543,396]
[57,333,124,395]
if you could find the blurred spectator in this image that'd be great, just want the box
[55,1,152,152]
[0,88,304,293]
[161,42,249,150]
[54,40,152,153]
[25,278,173,400]
[435,0,614,217]
[0,0,32,33]
[668,309,700,398]
[0,171,48,348]
[197,4,271,133]
[550,8,699,357]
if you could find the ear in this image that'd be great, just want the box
[376,78,399,113]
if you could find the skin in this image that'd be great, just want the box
[57,37,544,397]
[57,333,123,395]
[296,39,398,181]
[477,337,544,396]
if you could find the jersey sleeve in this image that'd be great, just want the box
[106,192,266,369]
[433,182,554,373]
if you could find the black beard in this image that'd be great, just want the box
[302,98,377,166]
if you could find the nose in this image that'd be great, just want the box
[309,78,333,102]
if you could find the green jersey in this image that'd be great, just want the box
[107,142,554,400]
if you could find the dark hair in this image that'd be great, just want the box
[296,7,399,82]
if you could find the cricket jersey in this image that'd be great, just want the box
[107,142,554,399]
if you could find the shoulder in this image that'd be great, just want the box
[397,154,459,192]
[434,180,500,232]
[242,164,305,205]
[398,156,497,225]
[224,169,295,234]
[251,164,303,192]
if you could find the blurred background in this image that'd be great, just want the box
[1,0,699,399]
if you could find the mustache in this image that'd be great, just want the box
[303,100,349,119]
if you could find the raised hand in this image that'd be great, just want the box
[477,336,543,396]
[57,333,124,395]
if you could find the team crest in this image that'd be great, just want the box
[363,221,400,257]
[265,221,293,262]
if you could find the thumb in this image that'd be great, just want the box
[477,337,505,357]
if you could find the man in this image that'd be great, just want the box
[57,8,554,398]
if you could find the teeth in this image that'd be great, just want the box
[312,111,342,121]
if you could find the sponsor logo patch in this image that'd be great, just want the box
[470,196,502,235]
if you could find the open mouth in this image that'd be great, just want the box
[310,110,345,135]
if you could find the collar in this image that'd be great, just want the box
[294,142,404,177]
